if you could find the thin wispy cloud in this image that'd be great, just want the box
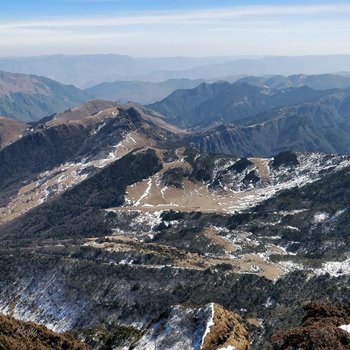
[1,4,350,29]
[0,2,350,56]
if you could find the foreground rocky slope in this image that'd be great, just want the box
[1,100,350,349]
[271,303,350,350]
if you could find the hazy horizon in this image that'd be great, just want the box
[1,1,350,57]
[2,53,350,59]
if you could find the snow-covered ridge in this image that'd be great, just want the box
[0,131,150,224]
[124,151,350,215]
[131,304,214,350]
[132,303,249,350]
[201,303,215,349]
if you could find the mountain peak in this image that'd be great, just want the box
[0,70,91,121]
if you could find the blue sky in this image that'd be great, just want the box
[1,0,349,57]
[0,1,328,17]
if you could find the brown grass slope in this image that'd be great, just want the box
[0,116,26,149]
[0,314,90,350]
[203,304,250,350]
[271,302,350,350]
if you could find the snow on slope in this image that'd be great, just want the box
[124,152,350,214]
[132,304,213,350]
[132,303,249,350]
[0,131,150,224]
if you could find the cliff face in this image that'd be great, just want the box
[0,314,90,350]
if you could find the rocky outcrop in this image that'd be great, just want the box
[202,304,250,350]
[132,303,250,350]
[270,302,350,350]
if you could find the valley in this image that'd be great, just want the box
[1,69,350,349]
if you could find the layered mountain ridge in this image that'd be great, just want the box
[85,78,205,104]
[1,73,350,349]
[2,68,350,162]
[148,81,329,127]
[0,71,91,122]
[1,54,350,86]
[148,81,350,157]
[237,73,350,91]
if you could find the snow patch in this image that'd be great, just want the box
[315,257,350,277]
[339,324,350,334]
[134,178,152,206]
[313,212,329,223]
[201,303,215,348]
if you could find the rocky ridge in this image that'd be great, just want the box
[0,99,350,349]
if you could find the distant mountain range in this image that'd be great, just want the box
[2,66,350,124]
[165,55,350,81]
[236,73,350,90]
[1,69,350,159]
[85,78,204,104]
[0,54,231,87]
[0,71,91,121]
[148,81,329,127]
[147,81,350,157]
[1,54,350,87]
[186,90,350,156]
[85,73,350,105]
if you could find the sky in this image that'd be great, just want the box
[1,0,350,57]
